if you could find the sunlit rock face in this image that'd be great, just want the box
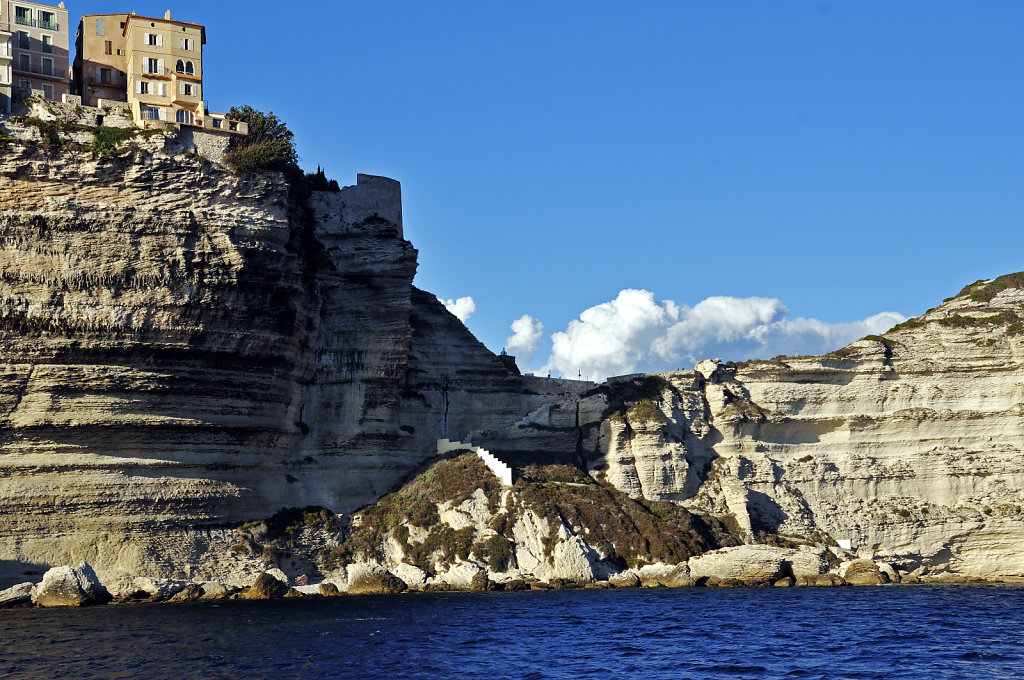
[0,125,567,583]
[593,278,1024,579]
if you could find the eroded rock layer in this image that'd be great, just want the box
[0,127,587,584]
[594,278,1024,579]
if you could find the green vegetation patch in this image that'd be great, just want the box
[885,317,926,334]
[956,272,1024,303]
[223,105,298,173]
[937,310,1019,329]
[91,125,136,154]
[627,399,665,425]
[472,534,512,571]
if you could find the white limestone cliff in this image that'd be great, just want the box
[592,277,1024,580]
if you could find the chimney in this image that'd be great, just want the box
[165,10,171,20]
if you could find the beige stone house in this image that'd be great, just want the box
[72,10,245,133]
[71,12,128,105]
[1,0,70,101]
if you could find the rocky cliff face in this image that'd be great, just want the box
[3,116,1022,589]
[0,121,590,586]
[593,276,1024,579]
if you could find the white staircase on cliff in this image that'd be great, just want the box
[436,439,513,486]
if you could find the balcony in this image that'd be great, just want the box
[12,64,65,80]
[14,16,60,31]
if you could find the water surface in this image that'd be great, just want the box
[1,585,1022,679]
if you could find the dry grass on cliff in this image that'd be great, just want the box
[337,455,741,574]
[338,454,503,569]
[512,464,741,569]
[955,271,1024,303]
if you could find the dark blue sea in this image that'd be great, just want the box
[1,585,1022,679]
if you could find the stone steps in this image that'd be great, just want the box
[436,439,512,486]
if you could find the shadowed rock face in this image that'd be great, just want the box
[592,276,1024,579]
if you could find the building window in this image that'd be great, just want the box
[104,40,112,56]
[185,61,194,76]
[18,32,30,50]
[117,49,125,56]
[138,81,150,95]
[147,58,159,74]
[19,79,31,90]
[212,119,221,129]
[182,83,193,96]
[15,7,32,27]
[96,18,104,35]
[39,11,56,31]
[140,104,159,120]
[147,33,159,46]
[100,68,111,84]
[42,35,52,53]
[180,38,194,51]
[176,59,184,73]
[41,57,52,76]
[175,109,193,124]
[19,54,29,72]
[42,83,53,100]
[229,121,238,131]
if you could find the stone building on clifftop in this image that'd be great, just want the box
[72,10,243,132]
[0,0,69,103]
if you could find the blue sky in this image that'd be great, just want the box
[71,2,1024,378]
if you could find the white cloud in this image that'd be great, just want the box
[438,296,476,323]
[538,289,905,382]
[505,314,544,368]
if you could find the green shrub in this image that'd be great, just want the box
[897,508,911,518]
[962,272,1024,303]
[887,317,925,333]
[473,534,511,571]
[223,105,297,173]
[627,399,664,424]
[91,125,135,154]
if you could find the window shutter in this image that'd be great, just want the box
[158,82,165,96]
[96,19,104,36]
[158,59,164,74]
[95,67,100,80]
[157,34,163,47]
[136,81,143,94]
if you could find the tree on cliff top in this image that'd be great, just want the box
[223,105,299,173]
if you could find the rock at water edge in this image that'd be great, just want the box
[245,572,291,599]
[0,583,34,608]
[34,562,110,607]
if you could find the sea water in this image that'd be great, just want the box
[1,585,1022,679]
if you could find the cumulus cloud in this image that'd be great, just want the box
[505,314,544,369]
[438,296,477,323]
[538,289,905,381]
